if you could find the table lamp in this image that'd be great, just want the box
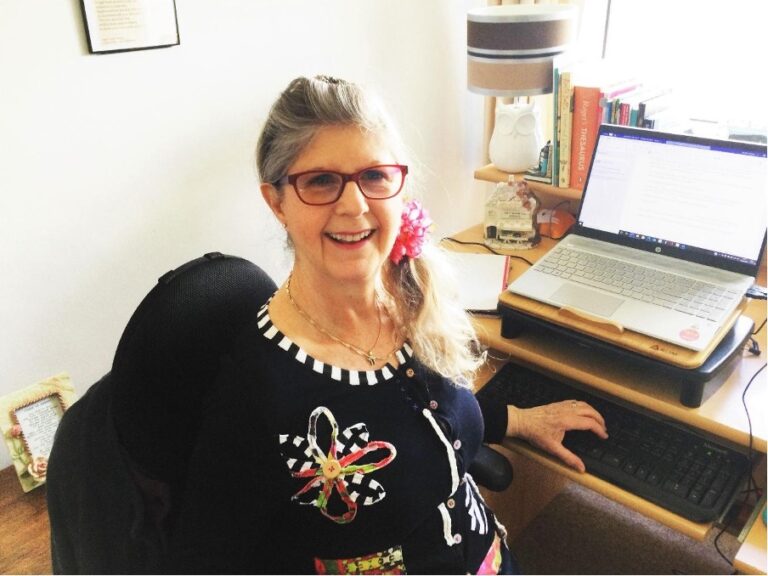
[467,3,577,173]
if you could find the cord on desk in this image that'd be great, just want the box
[751,317,766,336]
[712,361,767,566]
[742,363,765,491]
[741,363,765,515]
[713,524,738,572]
[440,237,535,267]
[746,316,765,355]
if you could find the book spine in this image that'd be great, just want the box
[569,85,600,190]
[557,71,572,188]
[551,67,560,186]
[636,101,646,127]
[610,98,621,124]
[602,98,613,124]
[619,102,630,125]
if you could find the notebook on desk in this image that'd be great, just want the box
[507,124,767,353]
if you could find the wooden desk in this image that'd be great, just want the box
[451,225,767,573]
[735,502,767,575]
[0,466,51,575]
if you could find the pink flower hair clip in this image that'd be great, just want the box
[390,199,432,265]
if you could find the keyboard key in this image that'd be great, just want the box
[687,488,703,504]
[635,465,650,481]
[602,451,626,468]
[701,490,719,508]
[623,460,638,474]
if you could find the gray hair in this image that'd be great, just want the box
[256,76,404,185]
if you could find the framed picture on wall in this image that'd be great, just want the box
[0,374,77,492]
[80,0,180,54]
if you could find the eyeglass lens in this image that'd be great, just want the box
[295,165,405,205]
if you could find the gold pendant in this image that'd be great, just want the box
[366,353,376,366]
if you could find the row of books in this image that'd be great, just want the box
[525,61,673,190]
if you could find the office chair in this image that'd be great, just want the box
[47,252,511,573]
[47,252,278,573]
[470,442,513,492]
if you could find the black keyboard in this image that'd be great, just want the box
[477,363,751,522]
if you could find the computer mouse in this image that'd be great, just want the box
[537,208,576,239]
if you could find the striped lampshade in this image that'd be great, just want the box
[467,3,577,96]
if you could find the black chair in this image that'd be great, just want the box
[470,443,513,492]
[47,252,511,574]
[47,252,278,574]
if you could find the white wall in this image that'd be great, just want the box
[0,0,487,469]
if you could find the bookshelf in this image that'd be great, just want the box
[473,163,582,212]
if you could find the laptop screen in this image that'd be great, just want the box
[576,125,767,276]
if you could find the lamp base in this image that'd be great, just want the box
[489,101,542,174]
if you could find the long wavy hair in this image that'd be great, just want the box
[255,75,483,386]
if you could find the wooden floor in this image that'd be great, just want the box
[0,466,51,575]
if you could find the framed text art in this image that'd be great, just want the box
[80,0,180,54]
[0,374,77,492]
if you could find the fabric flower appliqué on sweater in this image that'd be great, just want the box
[279,406,397,524]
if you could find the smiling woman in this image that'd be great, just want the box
[159,75,609,575]
[167,75,522,574]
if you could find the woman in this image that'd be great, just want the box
[170,75,607,574]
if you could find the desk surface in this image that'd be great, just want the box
[735,503,767,574]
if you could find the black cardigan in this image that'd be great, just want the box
[47,304,514,574]
[168,304,513,574]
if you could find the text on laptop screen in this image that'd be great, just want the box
[578,127,767,269]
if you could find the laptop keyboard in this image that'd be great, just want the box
[537,245,741,322]
[477,363,751,523]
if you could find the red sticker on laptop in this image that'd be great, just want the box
[680,327,700,341]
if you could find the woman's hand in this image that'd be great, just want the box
[506,400,608,473]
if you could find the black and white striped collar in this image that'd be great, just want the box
[256,302,413,386]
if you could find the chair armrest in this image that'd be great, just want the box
[469,444,513,492]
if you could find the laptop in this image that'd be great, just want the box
[507,124,767,351]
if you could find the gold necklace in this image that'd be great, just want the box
[285,274,398,367]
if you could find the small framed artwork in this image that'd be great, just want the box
[0,374,77,492]
[79,0,180,54]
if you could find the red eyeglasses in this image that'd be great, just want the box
[275,164,408,206]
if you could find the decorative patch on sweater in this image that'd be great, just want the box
[314,545,406,574]
[465,480,489,535]
[477,533,503,575]
[279,406,396,523]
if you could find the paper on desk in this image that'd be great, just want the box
[444,252,510,313]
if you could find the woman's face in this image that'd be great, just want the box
[262,124,404,287]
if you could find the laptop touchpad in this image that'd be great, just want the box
[550,284,624,317]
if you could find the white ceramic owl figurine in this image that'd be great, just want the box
[488,102,541,173]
